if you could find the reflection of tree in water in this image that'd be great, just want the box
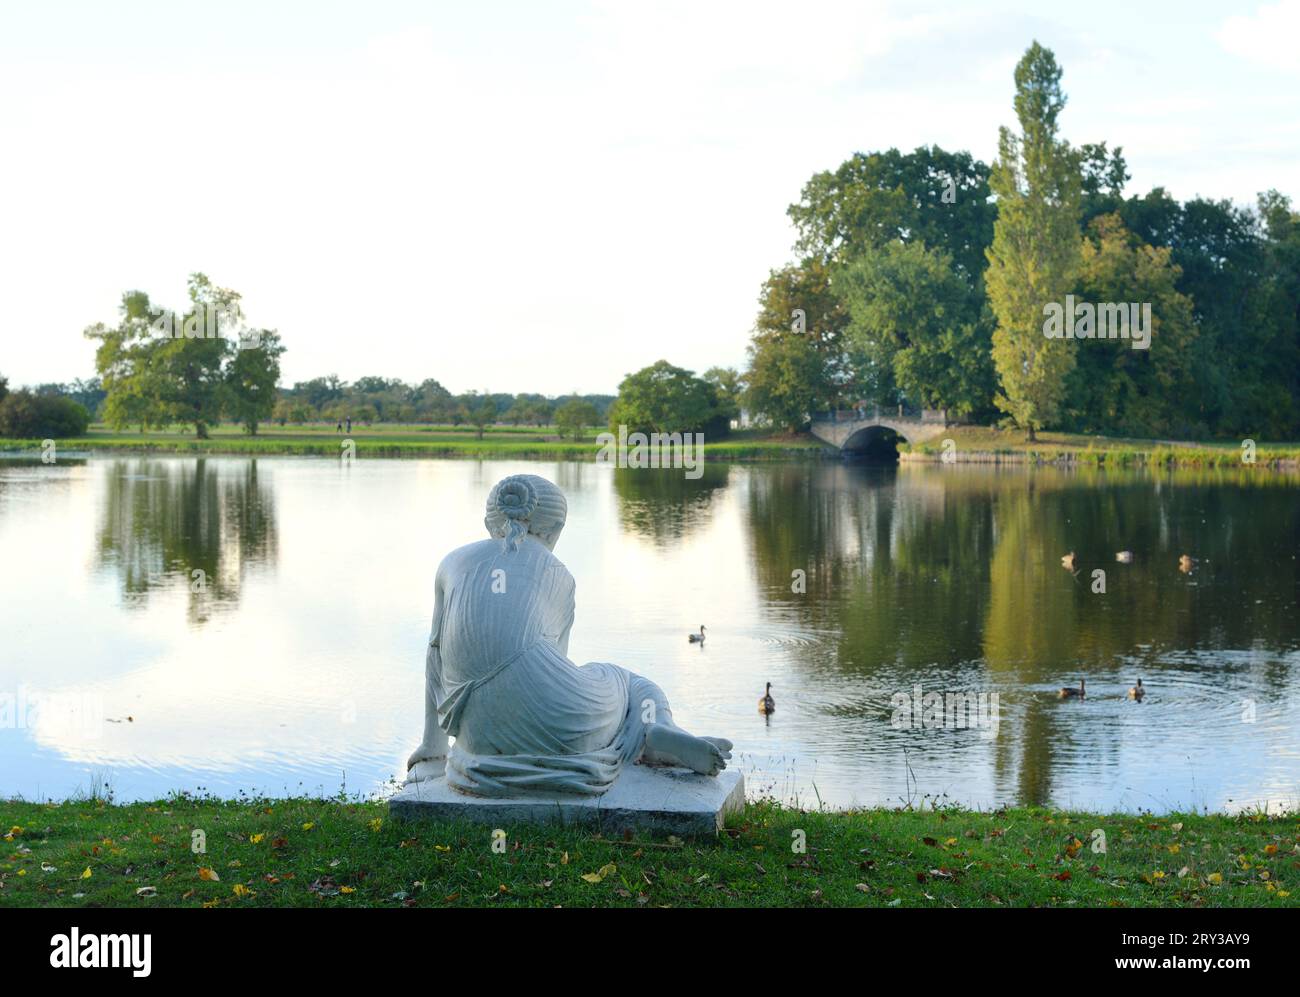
[610,464,730,546]
[746,463,995,670]
[743,463,1300,805]
[747,463,889,614]
[96,458,277,624]
[981,468,1300,804]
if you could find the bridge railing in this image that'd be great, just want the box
[811,405,945,424]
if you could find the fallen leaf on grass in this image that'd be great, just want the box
[581,863,617,884]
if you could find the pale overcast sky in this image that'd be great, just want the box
[1,0,1296,395]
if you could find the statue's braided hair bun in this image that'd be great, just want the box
[485,474,566,552]
[494,476,538,550]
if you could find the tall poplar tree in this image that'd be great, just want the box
[985,42,1082,440]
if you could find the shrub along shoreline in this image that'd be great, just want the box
[1,797,1294,908]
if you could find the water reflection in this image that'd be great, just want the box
[611,463,731,545]
[741,463,1299,807]
[95,459,277,624]
[1,456,1297,811]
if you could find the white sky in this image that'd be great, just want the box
[1,0,1296,395]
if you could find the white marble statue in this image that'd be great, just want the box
[406,474,732,796]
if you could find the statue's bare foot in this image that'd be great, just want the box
[405,747,447,783]
[702,736,733,758]
[644,725,728,776]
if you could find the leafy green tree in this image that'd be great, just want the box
[0,390,90,437]
[292,375,345,412]
[1252,190,1300,436]
[743,259,849,425]
[84,290,171,431]
[1117,189,1299,438]
[1062,214,1197,435]
[225,330,285,434]
[554,397,599,440]
[466,392,496,439]
[790,145,995,284]
[608,360,726,435]
[287,401,316,424]
[985,42,1083,440]
[503,402,527,426]
[702,367,743,425]
[88,275,290,437]
[839,240,995,419]
[352,402,378,425]
[152,274,238,437]
[744,334,827,433]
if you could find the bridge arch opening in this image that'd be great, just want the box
[841,425,906,461]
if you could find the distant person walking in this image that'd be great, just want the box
[346,417,352,433]
[336,419,343,433]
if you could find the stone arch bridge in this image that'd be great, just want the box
[810,408,949,453]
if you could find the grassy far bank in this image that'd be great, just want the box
[906,425,1300,467]
[1,422,1298,467]
[1,798,1296,908]
[0,424,825,461]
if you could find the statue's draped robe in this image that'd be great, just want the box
[429,537,664,796]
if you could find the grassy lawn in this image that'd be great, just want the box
[3,422,1298,467]
[906,425,1300,467]
[2,797,1295,908]
[0,424,827,461]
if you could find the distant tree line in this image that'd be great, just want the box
[273,377,616,436]
[11,267,618,439]
[743,41,1300,441]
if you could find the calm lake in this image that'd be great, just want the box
[2,455,1298,812]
